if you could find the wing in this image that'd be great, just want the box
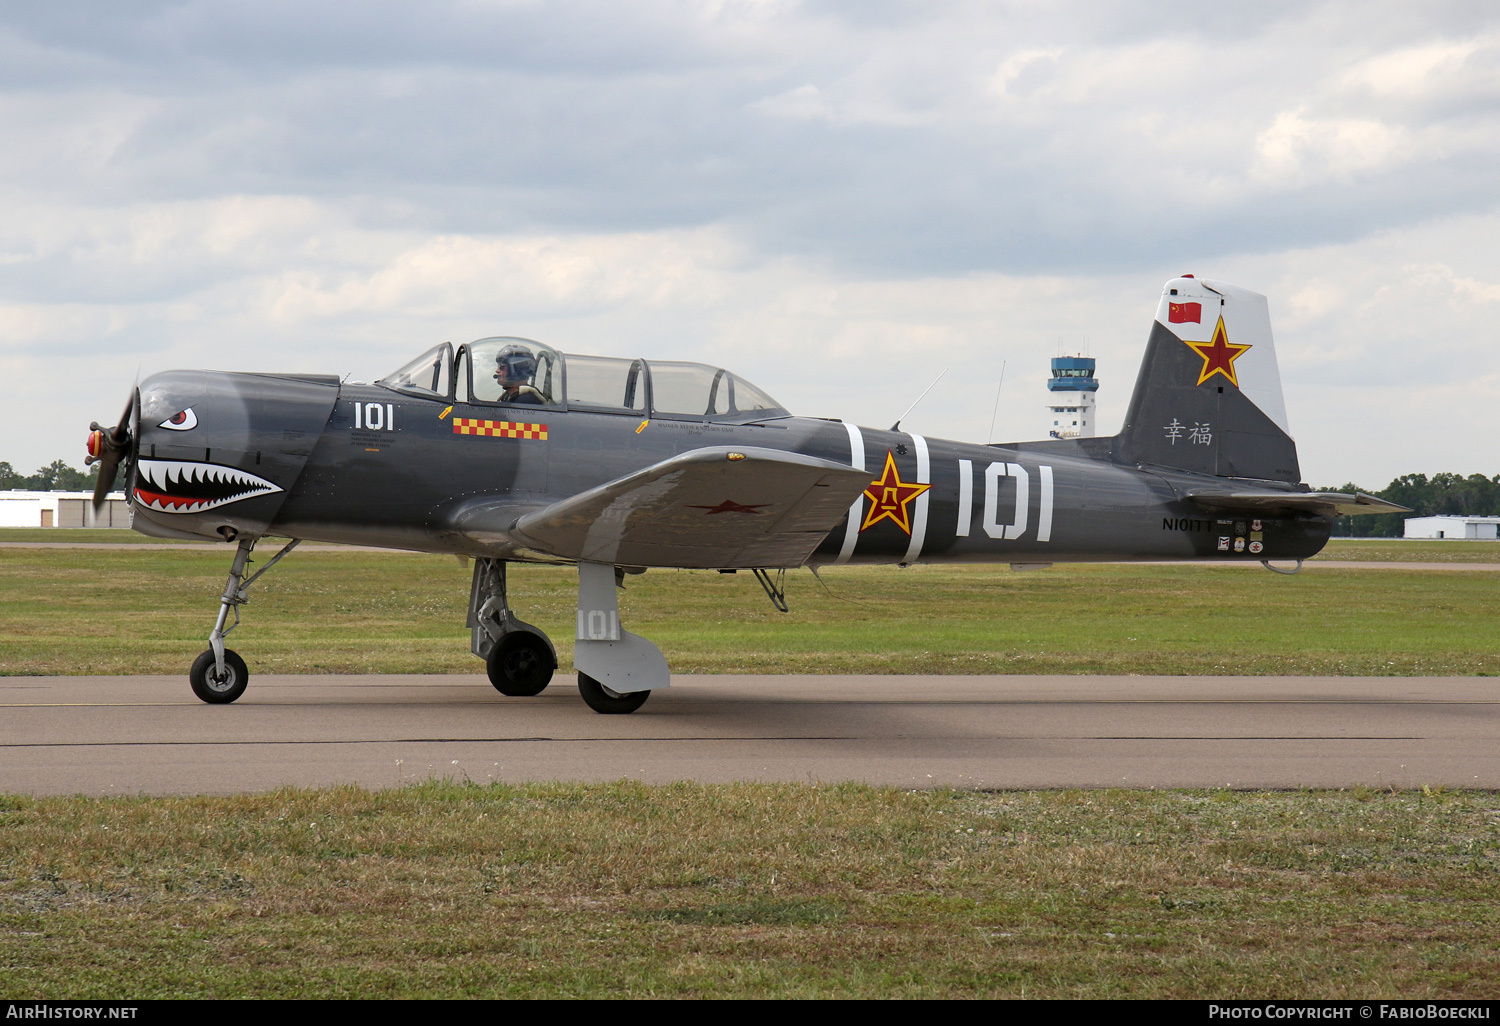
[1184,488,1410,518]
[509,446,872,568]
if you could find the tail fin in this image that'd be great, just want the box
[1115,277,1300,483]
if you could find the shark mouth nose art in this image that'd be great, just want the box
[133,459,282,513]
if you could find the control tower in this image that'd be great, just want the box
[1046,356,1098,439]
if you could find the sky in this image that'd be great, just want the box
[3,0,1498,489]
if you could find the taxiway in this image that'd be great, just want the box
[2,674,1497,795]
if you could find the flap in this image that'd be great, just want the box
[1184,488,1410,518]
[511,446,872,568]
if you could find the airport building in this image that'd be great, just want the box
[1403,515,1500,540]
[0,491,129,528]
[1046,355,1098,439]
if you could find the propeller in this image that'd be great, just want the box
[85,387,138,511]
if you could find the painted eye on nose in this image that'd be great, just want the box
[159,408,198,431]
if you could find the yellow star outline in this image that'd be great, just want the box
[859,450,932,535]
[1181,316,1253,387]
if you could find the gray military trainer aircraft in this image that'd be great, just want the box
[86,276,1404,713]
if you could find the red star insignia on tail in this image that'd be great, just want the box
[1182,316,1252,387]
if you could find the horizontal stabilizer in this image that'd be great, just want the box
[512,446,873,568]
[1184,489,1410,518]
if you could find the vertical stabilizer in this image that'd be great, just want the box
[1115,277,1300,483]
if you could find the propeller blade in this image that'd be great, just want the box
[87,389,137,511]
[90,450,119,509]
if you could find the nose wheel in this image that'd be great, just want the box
[189,649,248,704]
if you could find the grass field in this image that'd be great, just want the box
[2,783,1497,999]
[1313,539,1500,563]
[3,534,1499,998]
[2,541,1498,676]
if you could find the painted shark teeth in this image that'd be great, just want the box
[132,459,282,514]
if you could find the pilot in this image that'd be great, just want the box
[494,345,545,405]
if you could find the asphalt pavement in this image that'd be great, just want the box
[3,673,1497,795]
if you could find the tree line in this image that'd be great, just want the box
[1321,473,1500,537]
[0,460,99,492]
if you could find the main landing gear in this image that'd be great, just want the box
[468,558,557,696]
[189,535,300,704]
[470,559,668,713]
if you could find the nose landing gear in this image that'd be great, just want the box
[189,535,300,705]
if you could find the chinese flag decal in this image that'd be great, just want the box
[1168,302,1202,323]
[859,451,932,535]
[1182,316,1252,387]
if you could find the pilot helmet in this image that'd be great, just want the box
[495,344,537,383]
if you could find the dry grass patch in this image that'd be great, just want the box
[1,784,1498,998]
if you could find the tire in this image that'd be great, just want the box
[577,672,650,714]
[486,631,555,696]
[189,649,249,704]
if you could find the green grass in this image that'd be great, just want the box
[3,546,1497,676]
[1314,539,1500,563]
[0,528,216,543]
[2,783,1497,999]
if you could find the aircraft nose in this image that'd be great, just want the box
[130,368,339,535]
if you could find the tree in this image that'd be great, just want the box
[1324,473,1500,537]
[13,460,98,491]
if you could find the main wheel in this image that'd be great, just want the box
[486,631,556,696]
[577,672,650,714]
[189,649,249,704]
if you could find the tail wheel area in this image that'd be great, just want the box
[486,631,556,696]
[189,649,249,704]
[577,673,650,714]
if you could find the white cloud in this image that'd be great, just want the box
[1252,107,1408,185]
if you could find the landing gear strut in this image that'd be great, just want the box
[468,558,557,696]
[572,561,668,714]
[191,535,300,705]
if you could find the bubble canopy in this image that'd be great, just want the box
[379,337,789,421]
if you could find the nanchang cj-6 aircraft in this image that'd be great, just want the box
[86,276,1402,713]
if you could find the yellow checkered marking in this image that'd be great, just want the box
[452,418,548,440]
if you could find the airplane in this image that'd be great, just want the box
[85,276,1406,713]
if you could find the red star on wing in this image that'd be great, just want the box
[859,450,931,535]
[687,499,770,515]
[1182,316,1252,387]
